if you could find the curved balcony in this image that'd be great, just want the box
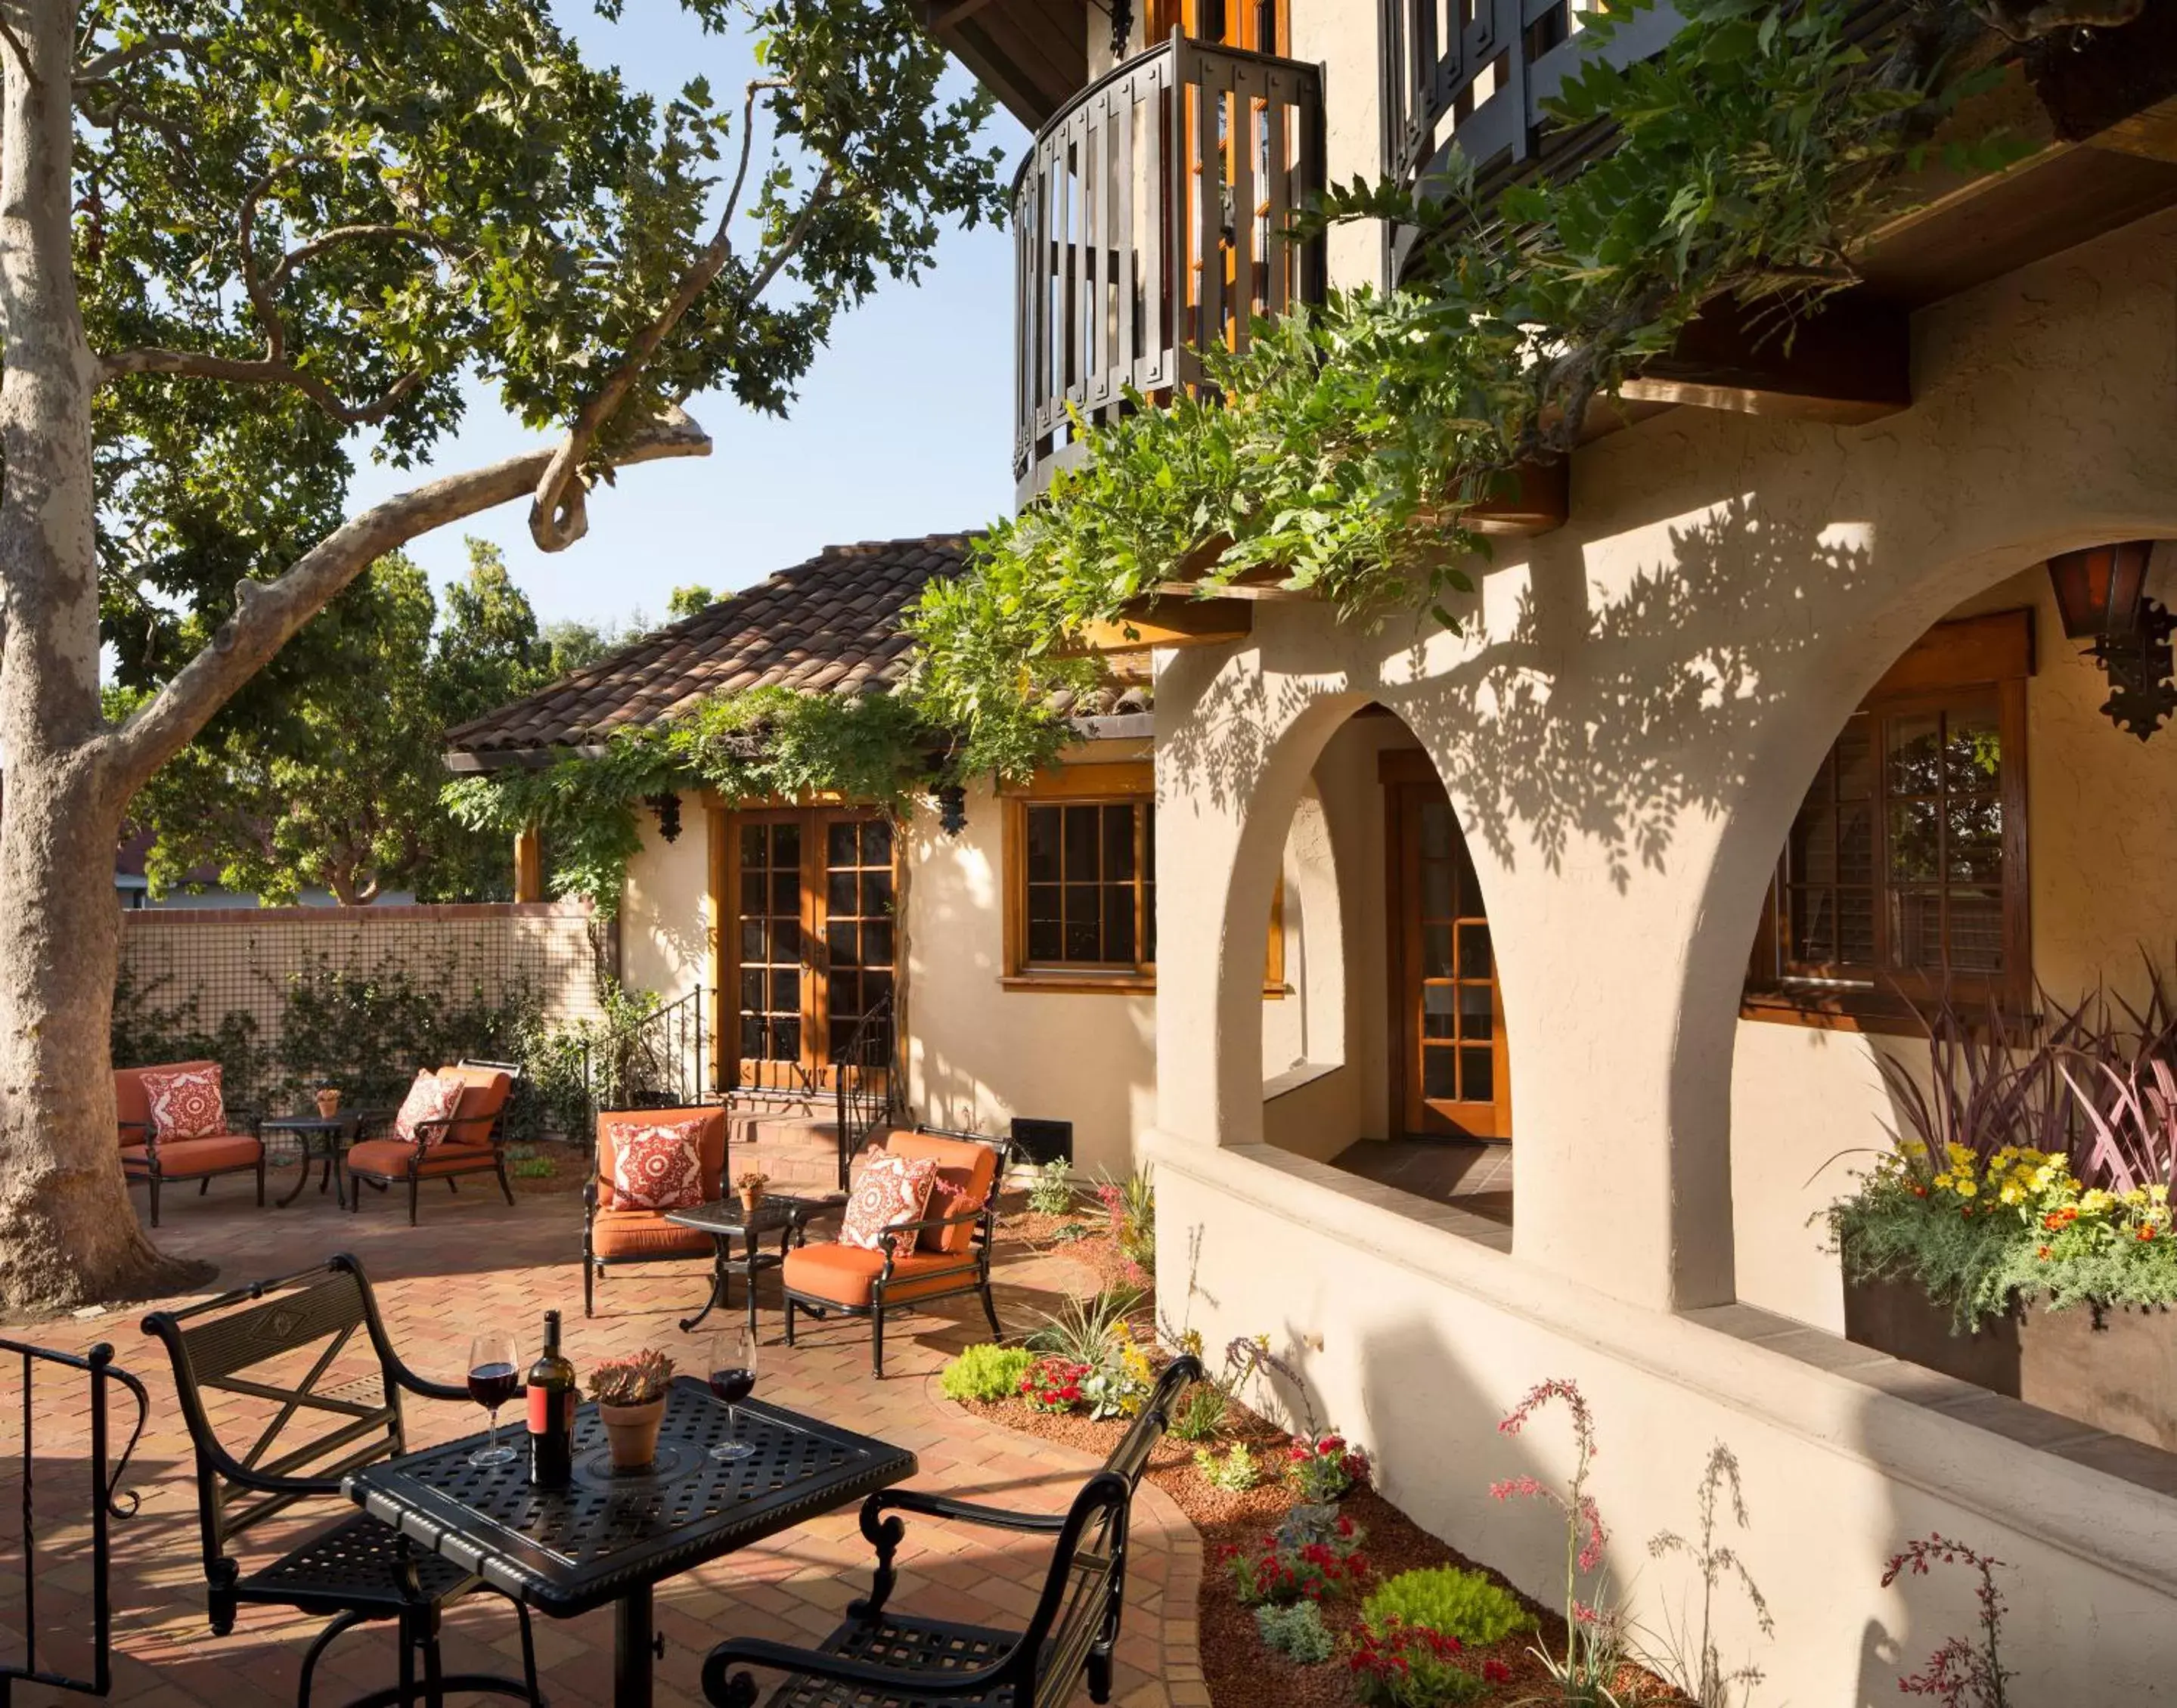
[1013,33,1326,506]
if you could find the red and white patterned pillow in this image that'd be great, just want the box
[142,1065,225,1141]
[608,1119,710,1211]
[840,1154,939,1260]
[390,1072,467,1149]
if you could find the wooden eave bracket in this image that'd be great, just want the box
[1620,293,1912,426]
[1059,595,1257,656]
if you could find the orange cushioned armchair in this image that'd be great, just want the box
[582,1106,728,1318]
[782,1124,1008,1377]
[116,1061,265,1228]
[345,1060,519,1226]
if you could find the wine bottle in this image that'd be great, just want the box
[526,1310,576,1489]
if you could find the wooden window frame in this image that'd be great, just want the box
[1002,766,1158,993]
[1744,611,2033,1034]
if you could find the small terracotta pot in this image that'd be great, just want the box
[738,1187,764,1218]
[599,1396,665,1471]
[315,1088,342,1117]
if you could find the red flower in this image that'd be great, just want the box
[1483,1659,1512,1683]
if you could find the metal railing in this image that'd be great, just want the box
[1013,29,1325,503]
[832,993,896,1191]
[585,985,708,1121]
[0,1341,149,1703]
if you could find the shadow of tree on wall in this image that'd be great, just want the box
[1162,496,1878,892]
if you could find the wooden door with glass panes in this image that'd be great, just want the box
[721,808,895,1093]
[1389,778,1510,1140]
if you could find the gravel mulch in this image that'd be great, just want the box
[958,1388,1692,1708]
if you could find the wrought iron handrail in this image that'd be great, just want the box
[833,991,896,1191]
[0,1340,149,1703]
[583,985,709,1130]
[1013,30,1326,504]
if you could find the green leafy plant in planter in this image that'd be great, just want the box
[1022,1157,1075,1217]
[1252,1601,1334,1665]
[1362,1567,1535,1649]
[1194,1441,1264,1491]
[1220,1513,1369,1606]
[940,1344,1034,1404]
[1350,1622,1504,1706]
[1285,1431,1370,1502]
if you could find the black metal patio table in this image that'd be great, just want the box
[344,1376,916,1708]
[258,1111,364,1207]
[665,1194,836,1336]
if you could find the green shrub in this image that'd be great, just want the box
[1194,1442,1264,1492]
[1253,1601,1334,1664]
[1170,1381,1228,1443]
[1023,1157,1075,1216]
[939,1344,1033,1403]
[1362,1567,1534,1648]
[1351,1623,1489,1706]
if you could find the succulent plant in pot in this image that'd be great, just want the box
[736,1169,770,1217]
[588,1349,675,1471]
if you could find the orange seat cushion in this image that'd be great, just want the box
[346,1138,499,1179]
[431,1064,513,1147]
[114,1060,219,1146]
[121,1134,261,1176]
[590,1210,718,1260]
[594,1108,727,1210]
[885,1131,1001,1256]
[783,1242,980,1310]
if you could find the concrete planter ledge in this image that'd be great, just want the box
[1146,1129,2177,1602]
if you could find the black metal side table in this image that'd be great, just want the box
[258,1111,364,1208]
[346,1378,916,1708]
[665,1194,838,1336]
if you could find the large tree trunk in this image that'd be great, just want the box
[0,2,198,1313]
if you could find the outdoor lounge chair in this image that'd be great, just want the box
[141,1253,544,1708]
[116,1059,266,1228]
[780,1124,1008,1377]
[699,1352,1202,1708]
[581,1104,729,1317]
[345,1059,519,1226]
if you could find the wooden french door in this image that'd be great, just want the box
[715,807,896,1092]
[1147,0,1285,49]
[1387,772,1510,1140]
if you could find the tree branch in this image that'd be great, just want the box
[236,167,289,364]
[0,11,37,86]
[526,77,786,552]
[73,31,192,85]
[268,223,449,292]
[96,345,428,426]
[107,408,712,794]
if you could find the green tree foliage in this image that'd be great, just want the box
[668,583,717,618]
[909,0,2023,748]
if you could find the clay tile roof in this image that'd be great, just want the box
[442,533,978,762]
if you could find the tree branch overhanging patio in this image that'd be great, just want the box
[0,0,1012,1314]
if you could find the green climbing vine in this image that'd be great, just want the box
[443,681,1071,911]
[907,0,2036,747]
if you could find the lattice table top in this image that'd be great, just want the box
[345,1378,916,1616]
[665,1195,832,1238]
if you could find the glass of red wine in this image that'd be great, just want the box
[467,1331,521,1468]
[709,1325,758,1462]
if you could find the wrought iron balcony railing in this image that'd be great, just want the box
[1013,32,1326,504]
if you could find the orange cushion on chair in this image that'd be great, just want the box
[589,1210,717,1260]
[346,1138,498,1179]
[114,1060,219,1144]
[594,1108,727,1210]
[782,1242,979,1310]
[885,1131,1000,1256]
[433,1064,512,1148]
[120,1134,262,1177]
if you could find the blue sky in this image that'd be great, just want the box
[343,4,1028,631]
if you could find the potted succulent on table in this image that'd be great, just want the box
[588,1349,674,1471]
[736,1168,770,1219]
[315,1083,342,1118]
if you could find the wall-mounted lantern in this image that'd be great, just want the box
[647,791,683,843]
[935,784,969,838]
[2047,541,2175,740]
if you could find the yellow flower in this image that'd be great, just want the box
[1999,1183,2024,1205]
[2081,1189,2115,1215]
[2154,1186,2171,1205]
[1957,1179,1978,1198]
[1934,1173,1954,1190]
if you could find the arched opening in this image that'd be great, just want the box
[1246,701,1515,1229]
[1728,553,2177,1365]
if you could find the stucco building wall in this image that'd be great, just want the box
[619,811,710,1007]
[1146,208,2177,1691]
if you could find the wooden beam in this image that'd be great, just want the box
[513,823,544,903]
[1619,292,1911,424]
[1463,458,1568,537]
[1060,596,1254,656]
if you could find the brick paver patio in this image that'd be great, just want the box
[0,1161,1204,1707]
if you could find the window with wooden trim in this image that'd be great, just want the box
[1016,798,1157,978]
[1746,612,2032,1024]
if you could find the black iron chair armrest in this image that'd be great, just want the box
[865,1486,1068,1533]
[700,1635,1014,1707]
[383,1353,467,1406]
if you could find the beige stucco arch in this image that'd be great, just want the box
[1149,211,2177,1316]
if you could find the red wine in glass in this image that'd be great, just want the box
[467,1331,520,1468]
[709,1328,758,1461]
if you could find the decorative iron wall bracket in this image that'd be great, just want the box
[2089,597,2177,740]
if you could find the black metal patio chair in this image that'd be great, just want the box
[699,1353,1202,1708]
[141,1254,545,1708]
